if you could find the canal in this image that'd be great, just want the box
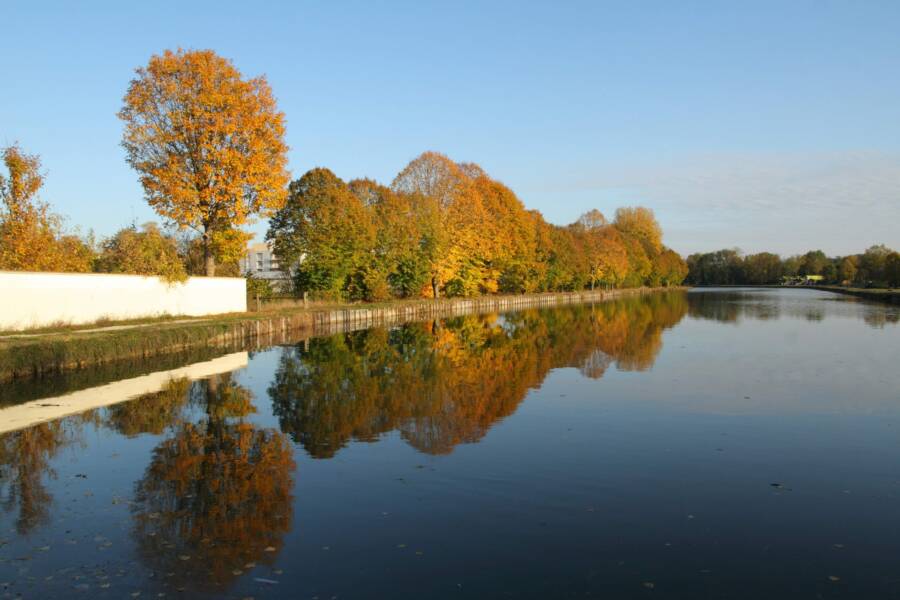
[0,288,898,598]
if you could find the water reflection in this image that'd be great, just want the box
[6,288,898,599]
[0,418,93,534]
[269,291,689,457]
[131,374,294,591]
[687,288,898,326]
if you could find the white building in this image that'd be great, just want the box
[241,242,287,284]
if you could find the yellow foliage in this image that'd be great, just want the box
[119,49,290,276]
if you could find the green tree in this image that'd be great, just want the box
[799,250,829,276]
[94,222,187,282]
[743,252,783,284]
[267,168,375,299]
[858,244,893,285]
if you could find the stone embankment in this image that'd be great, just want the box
[0,287,679,382]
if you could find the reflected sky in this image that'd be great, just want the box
[1,289,898,599]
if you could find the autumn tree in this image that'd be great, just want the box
[267,168,375,299]
[857,244,893,285]
[119,49,290,276]
[349,179,432,299]
[0,144,94,273]
[94,222,187,281]
[742,252,783,284]
[392,152,486,298]
[572,210,629,290]
[837,255,858,284]
[798,250,829,276]
[613,206,663,255]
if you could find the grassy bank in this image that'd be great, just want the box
[0,287,679,383]
[690,284,899,305]
[810,285,900,304]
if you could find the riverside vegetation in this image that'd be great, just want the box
[1,48,688,302]
[686,246,900,288]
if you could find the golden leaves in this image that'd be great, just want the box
[119,49,290,274]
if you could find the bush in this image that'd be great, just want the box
[94,223,186,282]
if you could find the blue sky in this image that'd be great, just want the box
[3,0,899,256]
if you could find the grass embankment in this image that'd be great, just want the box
[2,289,676,383]
[0,317,245,383]
[810,285,900,304]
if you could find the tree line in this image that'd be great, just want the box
[685,246,900,288]
[266,154,687,301]
[1,48,687,297]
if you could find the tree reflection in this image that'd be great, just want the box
[105,378,192,436]
[0,416,94,535]
[131,374,295,591]
[270,291,688,458]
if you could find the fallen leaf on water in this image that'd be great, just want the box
[642,582,655,589]
[828,576,840,582]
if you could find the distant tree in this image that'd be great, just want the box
[799,250,829,276]
[886,252,900,288]
[119,49,290,276]
[655,247,689,286]
[858,245,893,285]
[837,255,859,284]
[782,255,802,277]
[743,252,783,284]
[684,249,744,285]
[0,144,93,273]
[94,223,187,282]
[613,207,663,255]
[576,208,607,231]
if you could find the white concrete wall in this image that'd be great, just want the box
[0,271,247,331]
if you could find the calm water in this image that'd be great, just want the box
[1,288,898,599]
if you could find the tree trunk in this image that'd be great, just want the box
[203,233,216,277]
[431,276,439,299]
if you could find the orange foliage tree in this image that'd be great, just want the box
[268,150,687,300]
[119,49,290,276]
[0,144,93,272]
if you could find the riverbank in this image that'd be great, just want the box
[691,284,900,305]
[0,287,681,383]
[809,285,900,305]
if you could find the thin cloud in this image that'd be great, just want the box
[554,151,900,255]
